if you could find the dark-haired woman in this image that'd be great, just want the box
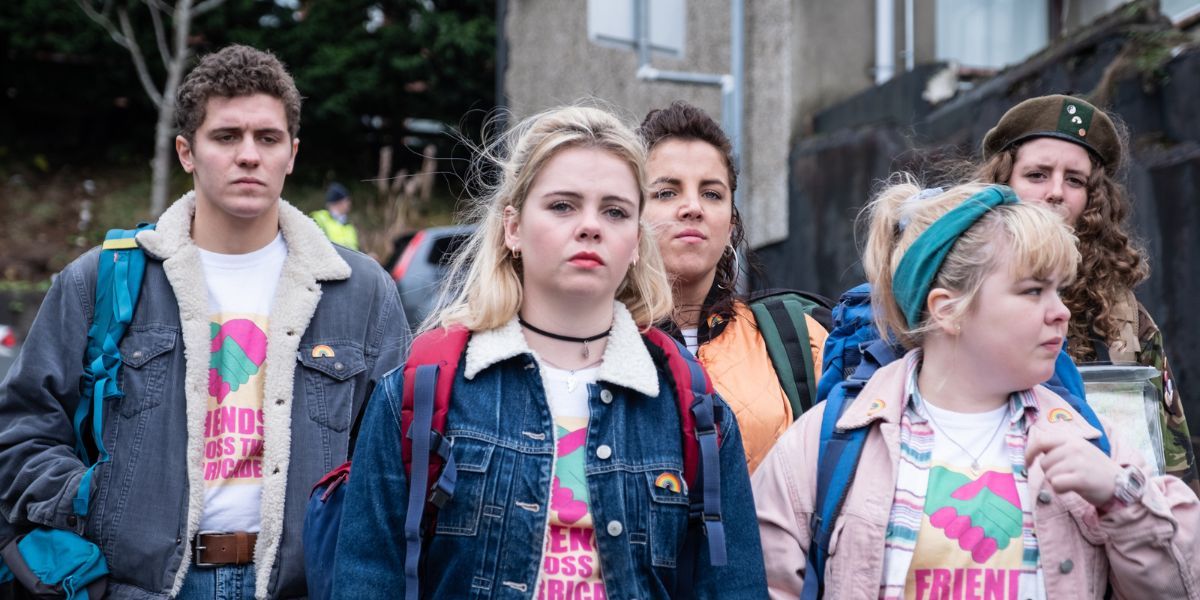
[639,101,828,473]
[975,94,1197,492]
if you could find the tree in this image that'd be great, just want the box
[75,0,228,216]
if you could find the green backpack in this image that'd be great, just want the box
[747,289,834,420]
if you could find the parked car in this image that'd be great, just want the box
[389,225,475,331]
[0,324,21,382]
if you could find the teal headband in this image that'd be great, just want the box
[892,185,1019,329]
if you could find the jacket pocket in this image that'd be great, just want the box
[646,470,689,568]
[298,342,366,431]
[117,327,178,417]
[434,436,494,536]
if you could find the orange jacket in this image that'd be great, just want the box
[696,302,828,473]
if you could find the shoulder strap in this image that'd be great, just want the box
[750,295,819,419]
[399,326,468,600]
[801,340,886,599]
[74,224,154,517]
[643,328,727,569]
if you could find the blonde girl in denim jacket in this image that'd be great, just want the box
[331,105,767,599]
[753,180,1200,599]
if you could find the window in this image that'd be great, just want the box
[587,0,686,57]
[1163,0,1200,21]
[936,0,1049,70]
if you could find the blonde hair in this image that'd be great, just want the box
[425,105,674,332]
[862,175,1081,348]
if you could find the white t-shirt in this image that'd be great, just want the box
[197,233,287,533]
[904,400,1046,600]
[535,361,606,600]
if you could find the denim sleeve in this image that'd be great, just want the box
[0,254,96,533]
[694,398,769,597]
[331,372,411,598]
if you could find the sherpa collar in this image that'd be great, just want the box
[464,301,660,398]
[136,191,351,281]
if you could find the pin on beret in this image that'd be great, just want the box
[982,95,1121,171]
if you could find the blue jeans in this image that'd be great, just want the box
[176,564,256,600]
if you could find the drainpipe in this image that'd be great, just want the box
[876,0,895,84]
[904,0,915,72]
[634,0,744,182]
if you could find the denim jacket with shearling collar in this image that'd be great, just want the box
[331,302,768,598]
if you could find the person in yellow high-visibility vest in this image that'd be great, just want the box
[311,182,360,251]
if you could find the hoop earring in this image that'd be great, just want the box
[511,246,521,260]
[716,244,740,291]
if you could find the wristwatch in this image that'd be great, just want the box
[1103,465,1146,512]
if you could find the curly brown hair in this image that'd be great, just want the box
[638,101,747,320]
[176,44,302,143]
[974,145,1149,360]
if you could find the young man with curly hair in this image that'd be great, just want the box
[0,45,409,598]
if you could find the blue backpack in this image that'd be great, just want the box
[0,225,153,599]
[801,283,1111,599]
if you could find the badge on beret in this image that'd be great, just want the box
[1056,100,1094,142]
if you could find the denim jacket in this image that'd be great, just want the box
[0,193,410,599]
[332,302,767,598]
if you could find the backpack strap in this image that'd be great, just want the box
[750,295,819,418]
[399,326,469,600]
[802,382,868,599]
[643,328,727,571]
[74,225,154,516]
[801,338,894,599]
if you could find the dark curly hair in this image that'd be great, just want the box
[176,44,302,143]
[638,101,747,325]
[974,145,1149,360]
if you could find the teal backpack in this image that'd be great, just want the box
[0,225,153,599]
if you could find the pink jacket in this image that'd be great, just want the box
[752,355,1200,599]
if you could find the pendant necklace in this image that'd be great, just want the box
[923,403,1012,477]
[518,316,612,359]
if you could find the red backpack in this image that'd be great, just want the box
[305,325,727,600]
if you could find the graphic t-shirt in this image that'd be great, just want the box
[536,361,606,600]
[904,401,1043,600]
[198,233,287,533]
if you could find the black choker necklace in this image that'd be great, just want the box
[518,316,612,359]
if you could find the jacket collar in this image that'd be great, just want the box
[464,301,660,398]
[136,191,351,281]
[837,348,1103,441]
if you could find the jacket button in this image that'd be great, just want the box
[334,362,345,371]
[1059,559,1073,574]
[596,445,612,460]
[131,350,144,360]
[1037,490,1052,504]
[606,521,623,537]
[599,389,613,404]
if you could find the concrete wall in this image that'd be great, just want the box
[503,0,878,248]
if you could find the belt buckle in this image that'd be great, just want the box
[192,534,218,568]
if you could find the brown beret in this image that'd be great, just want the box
[982,95,1122,171]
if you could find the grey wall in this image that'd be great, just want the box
[757,11,1200,444]
[502,0,879,248]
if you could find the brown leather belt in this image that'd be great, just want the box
[193,532,257,567]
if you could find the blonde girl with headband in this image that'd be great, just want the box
[330,105,767,598]
[753,180,1200,599]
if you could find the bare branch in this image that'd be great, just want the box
[117,5,164,107]
[144,0,173,70]
[144,0,174,13]
[74,0,131,48]
[193,0,228,17]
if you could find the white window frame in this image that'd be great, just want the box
[587,0,686,58]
